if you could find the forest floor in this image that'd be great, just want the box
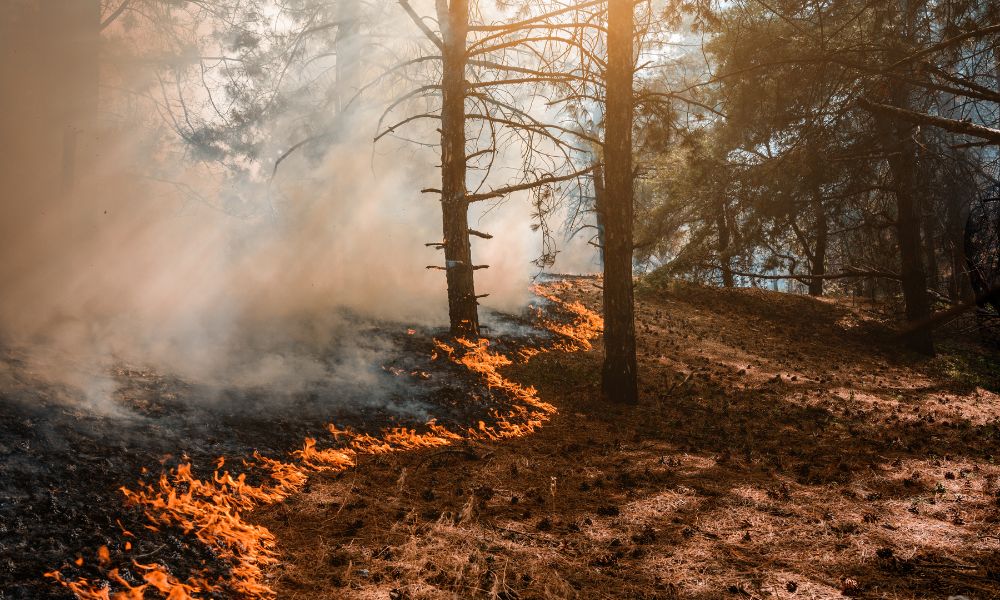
[256,277,1000,600]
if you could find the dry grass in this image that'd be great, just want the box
[255,280,1000,600]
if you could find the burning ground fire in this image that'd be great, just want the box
[45,286,602,599]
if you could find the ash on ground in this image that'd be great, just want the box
[0,310,551,599]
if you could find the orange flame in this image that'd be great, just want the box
[48,285,601,599]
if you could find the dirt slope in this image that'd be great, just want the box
[256,279,1000,600]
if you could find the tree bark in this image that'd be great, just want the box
[895,283,1000,338]
[858,98,1000,146]
[807,195,828,296]
[872,0,934,354]
[717,199,733,288]
[600,0,638,404]
[438,0,479,337]
[806,148,827,296]
[947,191,975,302]
[884,124,934,354]
[921,199,940,293]
[593,162,606,268]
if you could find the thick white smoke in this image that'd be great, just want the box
[0,0,598,414]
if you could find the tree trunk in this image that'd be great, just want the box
[717,199,733,288]
[947,192,975,302]
[921,197,940,294]
[438,0,478,337]
[874,0,934,354]
[335,0,362,115]
[806,147,827,296]
[600,0,638,404]
[886,129,934,354]
[807,194,827,296]
[593,162,606,268]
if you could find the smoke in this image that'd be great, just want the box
[0,1,597,415]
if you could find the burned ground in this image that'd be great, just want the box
[0,318,544,599]
[257,280,1000,599]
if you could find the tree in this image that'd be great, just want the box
[635,0,1000,353]
[600,0,638,402]
[387,0,597,336]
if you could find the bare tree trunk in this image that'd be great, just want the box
[717,199,733,288]
[600,0,638,404]
[438,0,478,337]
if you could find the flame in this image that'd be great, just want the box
[48,284,601,599]
[531,283,604,351]
[45,562,201,600]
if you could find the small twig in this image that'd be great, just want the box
[664,372,694,397]
[135,543,167,559]
[323,478,357,524]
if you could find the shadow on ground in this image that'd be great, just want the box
[258,280,1000,599]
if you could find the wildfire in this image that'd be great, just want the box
[47,285,602,599]
[531,283,604,351]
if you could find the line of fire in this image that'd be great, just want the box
[2,1,999,599]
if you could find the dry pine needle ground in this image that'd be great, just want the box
[256,280,1000,600]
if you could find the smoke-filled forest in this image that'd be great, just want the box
[1,0,999,598]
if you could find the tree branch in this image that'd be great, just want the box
[887,24,1000,71]
[702,264,903,281]
[469,0,604,33]
[374,113,441,142]
[466,166,595,203]
[398,0,444,50]
[100,0,130,31]
[857,98,1000,145]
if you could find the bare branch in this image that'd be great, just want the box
[100,0,131,31]
[467,166,596,203]
[398,0,444,50]
[374,113,441,142]
[469,0,604,32]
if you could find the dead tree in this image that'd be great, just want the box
[436,0,480,336]
[385,0,598,336]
